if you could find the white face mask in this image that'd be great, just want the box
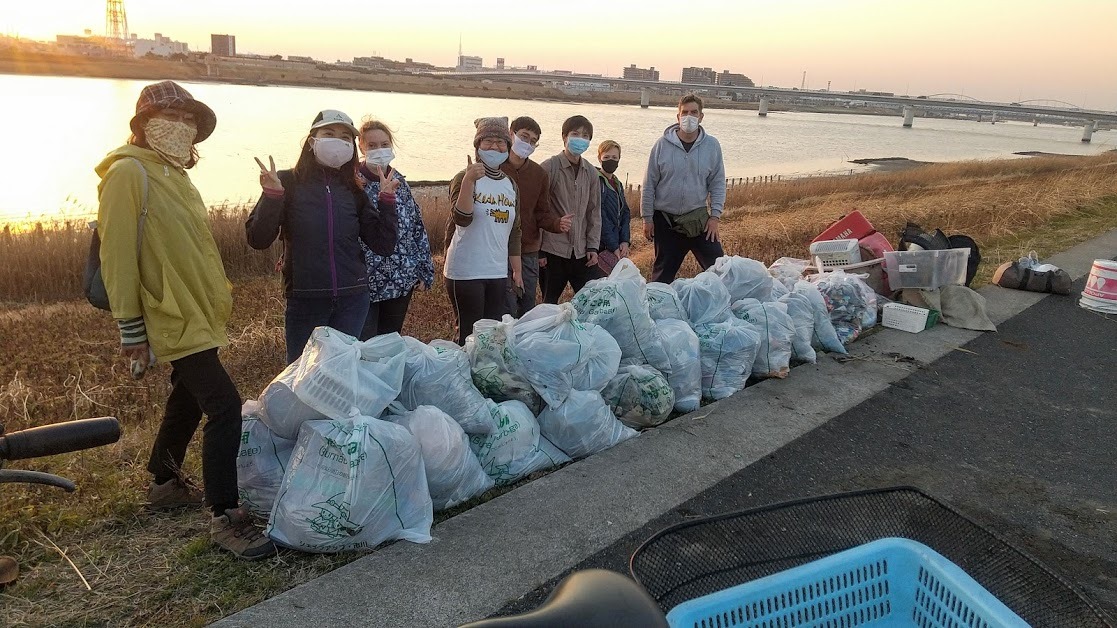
[310,137,353,169]
[365,147,394,168]
[511,136,536,159]
[679,115,700,134]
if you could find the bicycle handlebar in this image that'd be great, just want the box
[0,417,121,461]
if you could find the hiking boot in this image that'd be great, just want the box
[211,508,277,561]
[146,478,204,510]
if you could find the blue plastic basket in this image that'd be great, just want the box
[666,538,1028,628]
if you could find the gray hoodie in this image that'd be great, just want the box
[641,124,727,222]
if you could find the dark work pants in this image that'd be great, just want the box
[284,293,369,364]
[506,252,540,318]
[541,252,603,304]
[359,290,414,340]
[147,348,241,513]
[446,277,508,345]
[650,210,725,284]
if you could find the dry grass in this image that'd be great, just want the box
[3,154,1117,626]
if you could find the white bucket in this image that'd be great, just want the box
[1079,259,1117,313]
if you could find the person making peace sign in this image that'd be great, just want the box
[444,116,523,345]
[245,109,398,363]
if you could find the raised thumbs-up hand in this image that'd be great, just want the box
[465,154,485,182]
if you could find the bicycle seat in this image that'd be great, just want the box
[459,569,668,628]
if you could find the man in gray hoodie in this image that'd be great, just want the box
[641,94,727,283]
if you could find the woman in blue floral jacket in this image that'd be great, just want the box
[356,119,434,339]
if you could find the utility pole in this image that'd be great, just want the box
[801,71,806,89]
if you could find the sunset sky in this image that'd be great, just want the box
[5,0,1116,109]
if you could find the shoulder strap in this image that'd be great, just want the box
[127,157,148,256]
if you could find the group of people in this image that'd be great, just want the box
[94,80,729,560]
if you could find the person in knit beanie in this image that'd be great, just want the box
[442,117,524,344]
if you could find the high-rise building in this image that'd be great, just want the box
[681,67,716,84]
[623,64,659,81]
[211,34,235,56]
[716,70,754,87]
[496,57,505,70]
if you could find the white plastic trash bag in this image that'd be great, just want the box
[388,406,494,511]
[733,301,795,379]
[468,400,570,486]
[398,337,496,434]
[769,257,811,289]
[793,280,847,355]
[569,322,623,392]
[537,390,638,458]
[646,282,688,322]
[258,361,328,440]
[672,271,732,326]
[601,365,675,428]
[808,271,879,345]
[267,416,433,553]
[654,319,702,413]
[237,400,296,517]
[465,317,543,413]
[711,256,773,302]
[778,292,818,364]
[770,276,790,301]
[694,320,762,400]
[292,327,406,423]
[572,259,671,374]
[510,303,619,407]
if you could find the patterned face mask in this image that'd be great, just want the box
[144,118,197,167]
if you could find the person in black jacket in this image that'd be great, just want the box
[246,110,398,363]
[594,139,632,276]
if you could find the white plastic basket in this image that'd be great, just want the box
[882,303,931,333]
[809,239,861,269]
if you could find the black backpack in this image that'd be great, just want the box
[83,158,149,310]
[897,222,981,287]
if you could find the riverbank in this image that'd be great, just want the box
[2,154,1117,626]
[0,50,892,116]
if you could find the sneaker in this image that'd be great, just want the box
[211,508,277,561]
[147,478,204,510]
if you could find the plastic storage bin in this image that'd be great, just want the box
[809,239,861,269]
[882,303,933,333]
[666,537,1028,628]
[884,249,969,290]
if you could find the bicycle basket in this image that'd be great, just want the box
[629,487,1112,627]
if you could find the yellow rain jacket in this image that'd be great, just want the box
[95,145,232,362]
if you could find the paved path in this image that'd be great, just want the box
[216,230,1117,628]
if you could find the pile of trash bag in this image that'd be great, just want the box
[267,416,433,553]
[536,390,639,459]
[388,405,494,511]
[468,400,570,486]
[237,401,295,517]
[601,365,675,428]
[398,337,496,434]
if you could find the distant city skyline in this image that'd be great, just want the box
[4,0,1116,109]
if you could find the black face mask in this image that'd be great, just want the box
[601,158,619,174]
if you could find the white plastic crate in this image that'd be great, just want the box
[882,302,931,333]
[809,239,861,269]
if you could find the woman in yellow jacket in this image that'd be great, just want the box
[96,81,274,560]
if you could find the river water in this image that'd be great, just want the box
[1,74,1112,222]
